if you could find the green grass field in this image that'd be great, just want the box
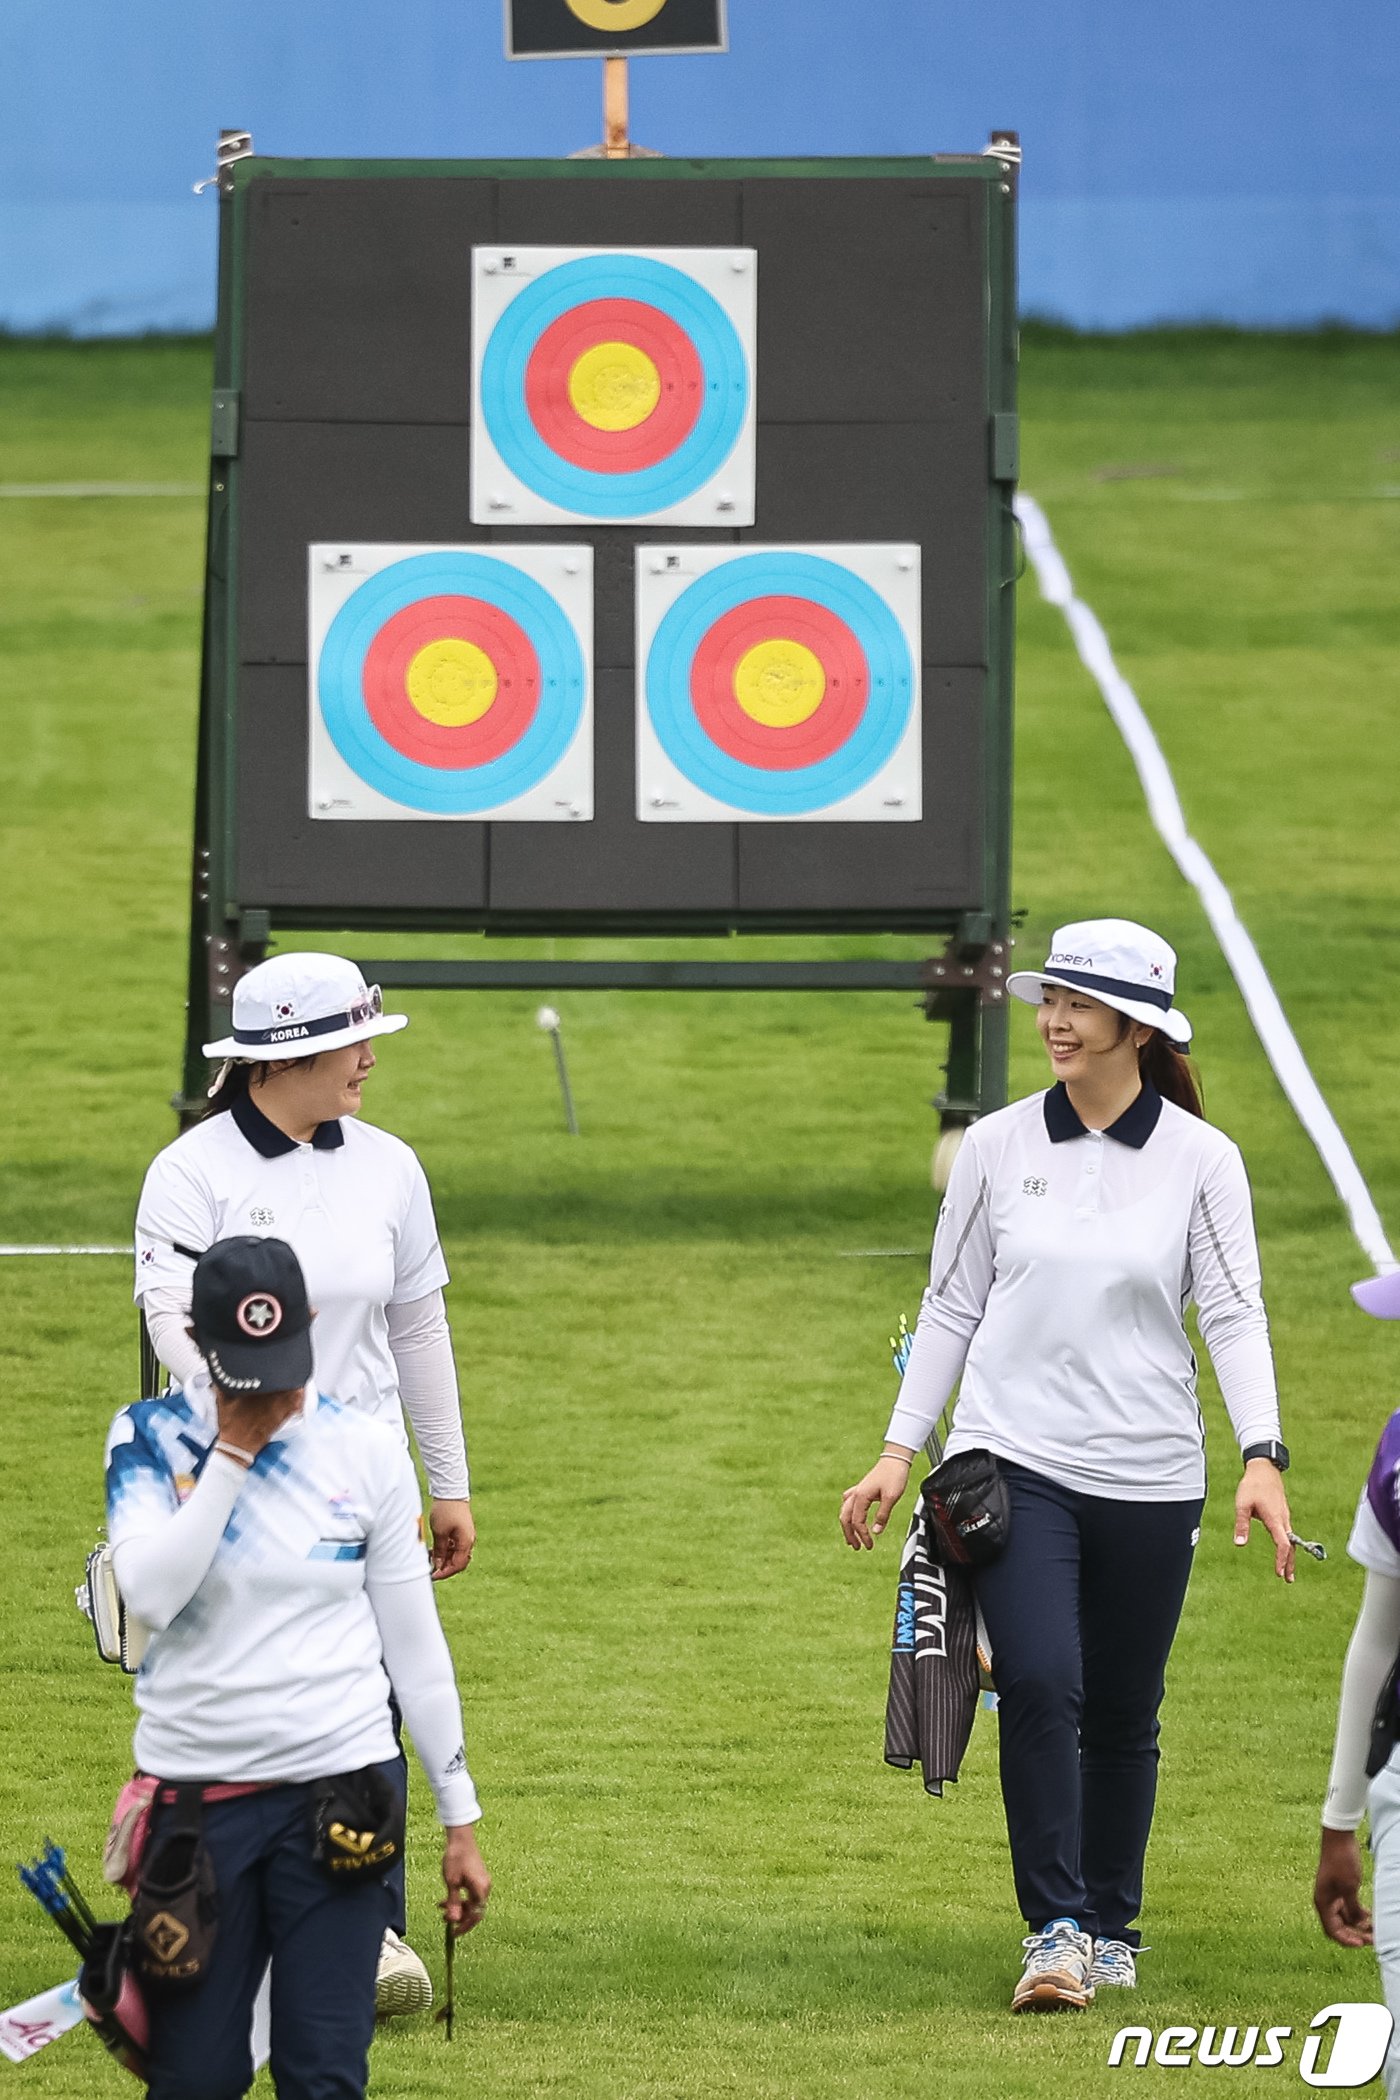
[2,328,1399,2096]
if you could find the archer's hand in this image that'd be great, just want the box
[441,1824,490,1937]
[839,1457,913,1550]
[1233,1459,1295,1581]
[429,1498,475,1579]
[214,1388,303,1460]
[1315,1826,1373,1947]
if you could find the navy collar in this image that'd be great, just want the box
[1043,1080,1163,1150]
[230,1090,344,1158]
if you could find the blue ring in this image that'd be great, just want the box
[480,255,749,518]
[645,553,915,816]
[318,553,586,814]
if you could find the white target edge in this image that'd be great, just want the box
[634,543,923,823]
[470,246,757,528]
[307,542,594,823]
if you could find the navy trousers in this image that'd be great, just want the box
[386,1701,407,1938]
[971,1460,1203,1946]
[145,1770,397,2100]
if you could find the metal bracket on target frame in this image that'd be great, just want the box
[918,936,1010,1021]
[194,129,254,198]
[203,916,269,1040]
[920,930,1011,1134]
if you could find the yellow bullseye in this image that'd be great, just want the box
[567,342,662,430]
[565,0,669,28]
[405,639,498,726]
[733,640,826,727]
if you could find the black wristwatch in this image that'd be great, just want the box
[1242,1439,1290,1472]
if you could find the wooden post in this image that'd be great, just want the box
[603,55,629,158]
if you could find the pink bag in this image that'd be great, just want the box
[102,1776,160,1897]
[103,1773,270,1897]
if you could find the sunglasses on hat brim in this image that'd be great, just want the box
[345,984,383,1027]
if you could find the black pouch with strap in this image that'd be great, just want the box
[920,1447,1012,1569]
[1366,1644,1400,1779]
[310,1765,405,1884]
[131,1784,219,1991]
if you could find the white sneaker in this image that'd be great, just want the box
[1011,1917,1095,2012]
[375,1929,433,2018]
[1088,1938,1138,1989]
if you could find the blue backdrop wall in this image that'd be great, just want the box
[3,0,1396,334]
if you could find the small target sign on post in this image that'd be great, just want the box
[506,0,726,58]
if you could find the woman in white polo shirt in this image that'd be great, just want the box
[134,950,471,2016]
[108,1235,489,2100]
[839,919,1294,2013]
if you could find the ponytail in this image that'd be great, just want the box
[1140,1030,1204,1119]
[202,1061,261,1118]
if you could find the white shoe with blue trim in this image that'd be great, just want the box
[1088,1938,1138,1989]
[1011,1917,1095,2011]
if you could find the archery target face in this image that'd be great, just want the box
[636,546,921,821]
[308,544,593,822]
[472,246,756,526]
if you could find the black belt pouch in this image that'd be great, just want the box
[921,1447,1012,1569]
[310,1765,405,1884]
[132,1784,219,1990]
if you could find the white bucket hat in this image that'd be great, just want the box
[202,953,409,1061]
[1005,917,1193,1045]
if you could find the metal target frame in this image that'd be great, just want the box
[181,145,1019,1134]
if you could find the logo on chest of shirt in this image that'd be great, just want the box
[1022,1176,1049,1198]
[248,1207,275,1229]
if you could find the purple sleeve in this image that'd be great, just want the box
[1365,1414,1400,1556]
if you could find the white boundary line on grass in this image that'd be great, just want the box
[1015,490,1396,1276]
[0,483,202,499]
[0,1246,128,1257]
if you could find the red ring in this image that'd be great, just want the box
[688,596,869,771]
[524,299,705,475]
[362,597,541,771]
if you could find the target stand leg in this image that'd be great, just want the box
[178,919,268,1132]
[920,929,1010,1190]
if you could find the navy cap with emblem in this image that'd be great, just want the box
[191,1237,314,1396]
